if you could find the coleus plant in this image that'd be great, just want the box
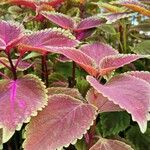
[0,0,150,149]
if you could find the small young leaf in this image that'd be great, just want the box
[23,94,97,150]
[99,112,130,137]
[90,137,134,150]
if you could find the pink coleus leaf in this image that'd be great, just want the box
[58,43,141,77]
[42,12,104,31]
[0,74,48,142]
[90,137,134,150]
[86,88,122,113]
[125,71,150,84]
[17,29,79,54]
[23,94,97,150]
[105,12,134,24]
[41,12,75,30]
[75,16,105,31]
[99,54,141,76]
[80,42,118,65]
[48,87,84,100]
[57,48,99,77]
[87,74,150,133]
[0,20,23,51]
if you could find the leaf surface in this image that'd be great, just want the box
[0,75,48,142]
[18,29,78,53]
[76,16,104,31]
[0,20,23,51]
[81,42,118,65]
[87,75,150,133]
[86,88,122,113]
[23,94,97,150]
[42,12,75,30]
[90,138,134,150]
[99,112,130,137]
[99,54,141,75]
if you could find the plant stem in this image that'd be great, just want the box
[0,59,11,70]
[41,54,49,87]
[7,52,17,80]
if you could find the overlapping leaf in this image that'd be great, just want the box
[0,20,23,51]
[104,12,134,24]
[42,12,104,31]
[125,71,150,84]
[0,74,48,143]
[118,0,150,17]
[86,88,122,113]
[90,137,134,150]
[23,94,97,150]
[58,43,141,77]
[87,74,150,133]
[42,12,75,29]
[17,29,79,54]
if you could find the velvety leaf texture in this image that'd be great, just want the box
[90,138,134,150]
[80,42,118,65]
[0,74,48,142]
[48,87,84,100]
[23,94,97,150]
[17,29,79,53]
[86,88,122,113]
[76,16,105,31]
[42,12,75,29]
[105,12,134,24]
[99,112,130,137]
[87,75,150,133]
[125,71,150,84]
[58,44,141,77]
[99,54,141,75]
[0,20,23,51]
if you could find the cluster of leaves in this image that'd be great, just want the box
[0,0,150,150]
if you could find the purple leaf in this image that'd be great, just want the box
[99,54,141,76]
[48,87,84,100]
[58,44,141,77]
[90,137,134,150]
[0,20,23,51]
[87,75,150,133]
[0,75,48,142]
[76,16,105,31]
[57,48,99,77]
[23,94,97,150]
[17,29,79,53]
[125,71,150,84]
[105,12,134,24]
[81,42,118,65]
[41,12,75,30]
[86,88,122,113]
